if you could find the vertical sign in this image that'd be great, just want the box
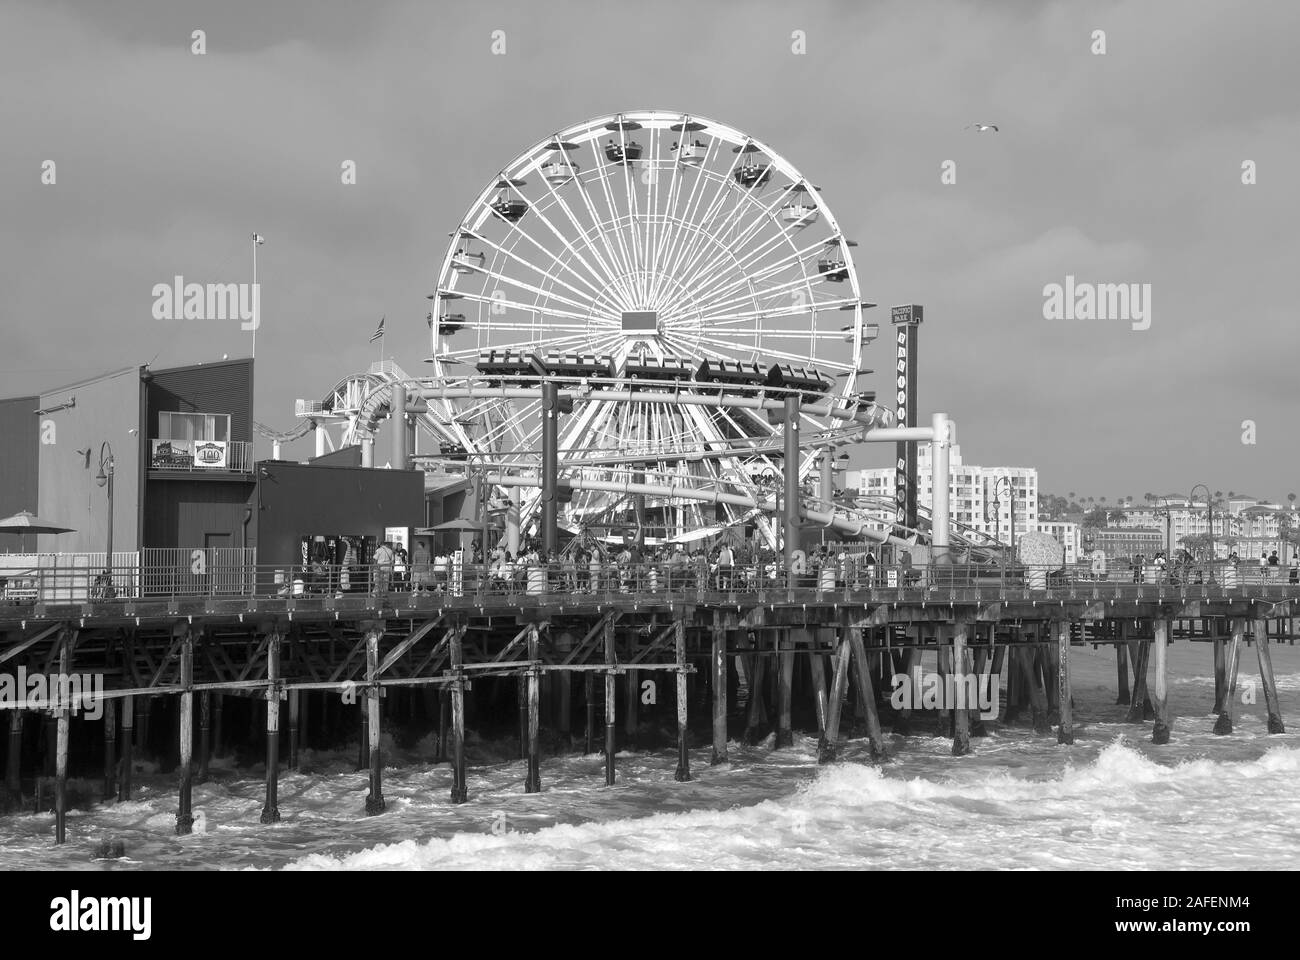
[891,305,923,535]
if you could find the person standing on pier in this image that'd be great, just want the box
[372,540,396,598]
[717,542,734,592]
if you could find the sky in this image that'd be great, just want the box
[1,0,1297,502]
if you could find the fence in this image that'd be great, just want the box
[0,552,140,602]
[139,548,257,597]
[4,557,1297,608]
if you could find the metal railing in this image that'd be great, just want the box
[3,557,1297,609]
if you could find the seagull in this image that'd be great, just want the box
[966,123,999,132]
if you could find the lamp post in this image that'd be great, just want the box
[985,476,1015,558]
[1189,484,1214,575]
[94,442,115,585]
[1153,498,1173,555]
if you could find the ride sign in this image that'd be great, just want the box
[891,305,922,530]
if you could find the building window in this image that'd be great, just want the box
[159,411,230,443]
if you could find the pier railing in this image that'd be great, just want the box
[2,557,1297,609]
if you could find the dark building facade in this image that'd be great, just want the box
[0,395,40,552]
[253,460,425,569]
[2,358,426,586]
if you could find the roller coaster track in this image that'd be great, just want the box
[254,360,1009,555]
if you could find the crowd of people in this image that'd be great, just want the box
[355,536,890,598]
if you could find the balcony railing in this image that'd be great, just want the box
[150,438,255,473]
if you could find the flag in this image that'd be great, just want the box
[252,233,264,245]
[369,316,385,343]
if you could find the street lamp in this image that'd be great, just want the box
[985,476,1016,557]
[1153,497,1173,555]
[1189,483,1214,572]
[94,441,115,580]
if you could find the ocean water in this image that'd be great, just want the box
[2,647,1299,871]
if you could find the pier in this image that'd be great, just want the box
[1,559,1294,844]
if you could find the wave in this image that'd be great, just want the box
[281,741,1300,871]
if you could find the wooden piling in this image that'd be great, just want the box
[710,614,727,765]
[1213,618,1245,735]
[743,636,767,745]
[259,632,281,824]
[438,688,450,763]
[197,692,210,782]
[1125,636,1151,724]
[810,631,830,747]
[118,694,133,801]
[288,689,300,771]
[818,633,851,763]
[584,671,595,756]
[776,630,795,748]
[847,628,886,760]
[624,668,639,751]
[1212,636,1226,715]
[603,617,616,786]
[449,626,468,804]
[359,688,370,772]
[176,631,195,835]
[556,632,573,748]
[892,643,917,736]
[1151,619,1171,744]
[54,632,71,844]
[674,618,691,782]
[516,673,528,760]
[1115,636,1130,705]
[365,629,386,814]
[1057,620,1074,745]
[102,699,116,802]
[1017,644,1051,735]
[212,692,223,759]
[929,631,946,737]
[1042,633,1061,724]
[1253,618,1286,734]
[971,637,989,737]
[4,709,21,803]
[525,623,541,794]
[951,621,970,756]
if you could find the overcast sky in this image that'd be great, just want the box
[2,0,1296,502]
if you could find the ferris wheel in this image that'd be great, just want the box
[425,109,878,546]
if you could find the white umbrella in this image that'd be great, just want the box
[0,510,76,552]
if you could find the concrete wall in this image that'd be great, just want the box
[35,367,143,553]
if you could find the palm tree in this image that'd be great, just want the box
[1288,492,1296,510]
[1228,490,1236,498]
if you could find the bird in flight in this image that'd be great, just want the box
[966,122,999,132]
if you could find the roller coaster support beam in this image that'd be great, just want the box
[930,412,951,564]
[392,385,408,471]
[783,394,801,569]
[541,381,559,556]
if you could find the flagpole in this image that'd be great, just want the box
[251,234,258,359]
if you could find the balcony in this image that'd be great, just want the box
[150,438,255,474]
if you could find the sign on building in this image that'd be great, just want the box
[891,305,922,532]
[192,440,228,468]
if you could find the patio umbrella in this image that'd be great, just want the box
[0,510,75,552]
